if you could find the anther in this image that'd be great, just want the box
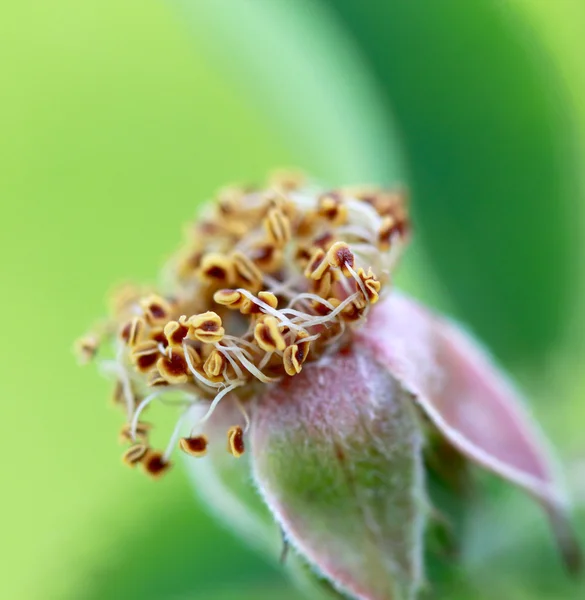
[130,341,161,373]
[358,267,381,304]
[140,295,172,325]
[264,207,291,248]
[163,317,190,347]
[119,422,151,444]
[187,311,225,344]
[267,168,305,192]
[318,192,348,226]
[157,347,190,384]
[142,450,171,478]
[304,248,330,281]
[213,289,244,310]
[227,425,245,457]
[258,291,278,310]
[283,344,303,376]
[326,241,355,277]
[203,349,226,379]
[179,435,208,457]
[232,251,263,292]
[75,335,99,364]
[254,316,287,352]
[122,444,149,467]
[199,253,234,286]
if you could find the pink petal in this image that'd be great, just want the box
[356,292,580,571]
[251,346,426,600]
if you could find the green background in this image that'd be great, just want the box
[1,1,584,598]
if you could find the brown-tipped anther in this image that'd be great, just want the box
[75,335,99,364]
[227,425,245,457]
[179,435,208,457]
[304,248,330,281]
[311,270,332,299]
[327,241,355,277]
[358,267,381,304]
[122,317,145,346]
[283,344,303,376]
[254,316,286,352]
[341,300,364,323]
[119,422,151,444]
[140,295,171,325]
[163,318,189,347]
[147,369,169,387]
[216,184,248,213]
[313,230,335,250]
[177,248,203,279]
[199,253,234,285]
[142,450,171,478]
[232,251,263,292]
[213,288,244,310]
[187,311,225,344]
[250,244,282,273]
[258,290,278,310]
[268,168,305,192]
[264,207,291,248]
[157,348,189,384]
[318,192,348,226]
[122,444,148,467]
[203,349,226,379]
[378,215,399,251]
[130,341,161,373]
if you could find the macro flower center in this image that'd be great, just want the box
[77,171,410,476]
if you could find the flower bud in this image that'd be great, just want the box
[251,346,426,600]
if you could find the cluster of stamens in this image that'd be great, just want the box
[76,171,410,477]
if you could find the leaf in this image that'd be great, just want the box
[356,292,582,573]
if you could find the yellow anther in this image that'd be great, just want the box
[227,425,245,457]
[358,267,381,304]
[199,252,234,286]
[157,347,189,384]
[258,291,278,310]
[254,316,287,352]
[130,341,161,373]
[304,248,330,281]
[140,294,172,325]
[75,335,99,364]
[187,311,225,344]
[326,241,355,277]
[318,192,348,227]
[213,288,244,310]
[232,251,264,292]
[163,317,189,347]
[142,450,171,478]
[119,422,151,444]
[267,168,305,192]
[179,435,208,457]
[122,444,149,467]
[203,349,226,379]
[264,207,291,248]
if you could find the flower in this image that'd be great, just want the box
[77,171,580,600]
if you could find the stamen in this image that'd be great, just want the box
[227,425,245,457]
[187,311,225,344]
[142,450,171,478]
[82,172,409,478]
[182,341,224,389]
[254,316,287,352]
[122,444,149,467]
[180,434,208,457]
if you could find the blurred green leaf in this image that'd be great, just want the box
[324,0,582,366]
